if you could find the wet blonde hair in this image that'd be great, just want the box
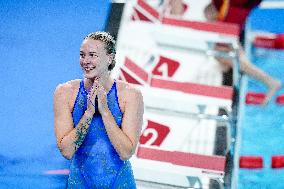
[84,31,116,71]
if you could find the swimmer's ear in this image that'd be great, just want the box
[107,53,115,65]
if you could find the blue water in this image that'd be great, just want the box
[0,0,111,188]
[237,6,284,188]
[238,47,284,188]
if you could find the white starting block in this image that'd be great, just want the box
[114,0,241,188]
[131,146,225,188]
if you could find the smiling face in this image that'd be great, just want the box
[80,39,111,80]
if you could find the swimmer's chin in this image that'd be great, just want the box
[84,74,100,81]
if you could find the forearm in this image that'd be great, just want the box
[101,110,135,160]
[59,110,93,159]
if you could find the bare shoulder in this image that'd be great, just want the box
[116,80,143,101]
[54,79,81,100]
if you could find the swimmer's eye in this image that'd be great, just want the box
[90,53,98,58]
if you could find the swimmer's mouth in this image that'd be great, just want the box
[84,66,96,71]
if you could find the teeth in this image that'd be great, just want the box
[85,67,95,71]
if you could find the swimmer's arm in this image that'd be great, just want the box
[101,87,144,160]
[53,84,93,160]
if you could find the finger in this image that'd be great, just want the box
[89,82,98,96]
[97,85,104,93]
[93,79,99,86]
[90,88,98,103]
[88,98,95,108]
[88,80,100,99]
[88,85,98,101]
[88,90,98,109]
[94,76,100,82]
[97,86,107,100]
[87,93,95,104]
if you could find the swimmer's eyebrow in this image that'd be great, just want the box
[80,51,98,54]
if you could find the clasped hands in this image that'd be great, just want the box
[86,79,109,115]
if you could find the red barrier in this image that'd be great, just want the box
[253,34,284,49]
[124,57,149,82]
[151,78,233,100]
[245,92,266,105]
[137,146,226,172]
[276,95,284,105]
[132,7,154,22]
[120,68,143,85]
[137,0,160,20]
[271,155,284,169]
[239,156,263,169]
[162,17,240,36]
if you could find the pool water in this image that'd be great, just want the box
[0,0,111,188]
[238,47,284,188]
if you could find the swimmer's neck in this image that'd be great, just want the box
[85,74,113,91]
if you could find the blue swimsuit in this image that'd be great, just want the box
[67,80,136,189]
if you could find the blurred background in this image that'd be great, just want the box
[0,0,110,188]
[0,0,284,188]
